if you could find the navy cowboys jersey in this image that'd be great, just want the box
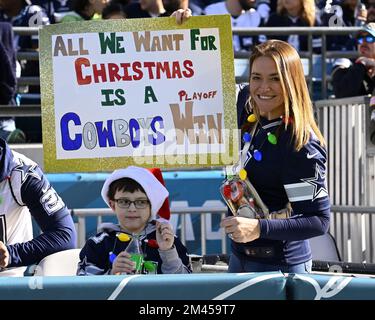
[233,85,330,265]
[0,138,76,276]
[78,223,192,275]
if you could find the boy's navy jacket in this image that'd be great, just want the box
[0,138,76,276]
[78,223,192,275]
[232,84,330,265]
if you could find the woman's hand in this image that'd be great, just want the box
[111,251,135,275]
[156,221,175,250]
[0,241,9,268]
[171,8,192,25]
[220,216,260,243]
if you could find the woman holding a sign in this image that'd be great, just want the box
[221,40,330,273]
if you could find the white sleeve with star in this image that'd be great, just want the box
[10,151,42,206]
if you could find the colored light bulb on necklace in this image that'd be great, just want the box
[253,149,262,161]
[117,233,131,242]
[243,132,251,143]
[223,184,232,198]
[109,251,117,263]
[145,239,159,249]
[267,132,277,145]
[281,115,292,125]
[247,114,256,123]
[239,168,247,180]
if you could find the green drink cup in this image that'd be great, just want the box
[130,253,144,273]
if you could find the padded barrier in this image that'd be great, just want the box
[0,272,287,300]
[1,272,375,300]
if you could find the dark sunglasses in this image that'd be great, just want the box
[357,35,375,44]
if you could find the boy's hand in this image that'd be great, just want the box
[111,251,135,275]
[156,221,174,251]
[171,8,192,25]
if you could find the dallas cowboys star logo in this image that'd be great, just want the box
[13,159,41,184]
[301,163,328,201]
[77,256,89,273]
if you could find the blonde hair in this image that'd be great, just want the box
[277,0,316,27]
[247,40,325,151]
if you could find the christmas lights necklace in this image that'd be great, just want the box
[234,114,292,181]
[238,114,290,179]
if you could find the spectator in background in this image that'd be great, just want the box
[366,0,375,22]
[125,0,165,18]
[0,22,25,143]
[60,0,109,22]
[0,0,49,88]
[265,0,277,13]
[331,22,375,98]
[0,138,76,276]
[162,0,203,15]
[266,0,321,52]
[321,0,367,51]
[189,0,219,12]
[31,0,73,23]
[0,0,49,54]
[0,0,48,143]
[160,0,189,16]
[102,1,126,19]
[204,0,267,52]
[0,22,16,107]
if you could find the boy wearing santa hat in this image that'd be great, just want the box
[77,166,191,275]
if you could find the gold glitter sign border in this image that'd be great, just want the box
[39,15,238,172]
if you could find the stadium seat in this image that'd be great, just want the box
[309,232,342,262]
[33,249,81,276]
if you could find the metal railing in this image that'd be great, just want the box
[0,105,41,117]
[71,206,228,255]
[232,26,361,98]
[331,205,375,264]
[315,95,375,263]
[71,204,375,263]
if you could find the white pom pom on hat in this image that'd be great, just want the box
[101,166,169,220]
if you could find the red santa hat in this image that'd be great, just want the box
[101,166,169,221]
[147,168,171,220]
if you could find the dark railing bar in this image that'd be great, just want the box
[331,205,375,214]
[17,51,39,61]
[232,26,362,36]
[17,77,40,86]
[0,105,41,117]
[13,27,39,35]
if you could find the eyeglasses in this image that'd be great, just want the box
[113,198,150,209]
[357,35,375,45]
